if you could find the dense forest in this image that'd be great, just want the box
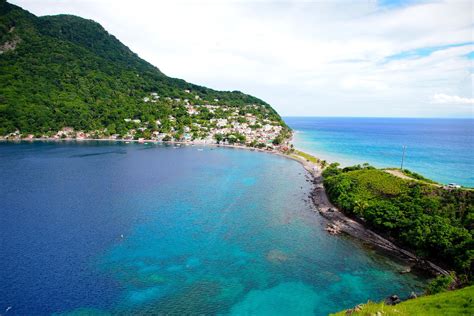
[0,1,285,136]
[323,164,473,283]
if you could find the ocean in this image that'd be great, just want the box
[285,117,474,187]
[0,142,427,315]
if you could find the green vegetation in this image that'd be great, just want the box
[426,274,456,295]
[331,285,474,316]
[292,150,320,164]
[323,163,474,282]
[401,169,439,184]
[0,1,287,137]
[386,168,439,185]
[213,132,246,145]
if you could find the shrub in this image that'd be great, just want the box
[426,274,455,295]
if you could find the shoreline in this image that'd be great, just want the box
[282,151,450,277]
[2,137,450,277]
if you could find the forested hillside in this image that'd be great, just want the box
[0,0,286,142]
[323,164,474,282]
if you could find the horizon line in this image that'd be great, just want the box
[282,116,474,119]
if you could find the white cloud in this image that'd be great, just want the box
[431,93,474,105]
[9,0,474,117]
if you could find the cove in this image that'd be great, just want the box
[0,142,428,315]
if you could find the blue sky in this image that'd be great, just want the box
[386,42,474,61]
[378,0,426,8]
[11,0,474,117]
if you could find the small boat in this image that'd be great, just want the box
[197,148,204,151]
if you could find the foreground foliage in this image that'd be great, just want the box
[331,285,474,316]
[323,164,474,282]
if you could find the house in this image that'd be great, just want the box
[143,97,150,102]
[186,106,199,115]
[211,118,228,127]
[447,183,461,189]
[263,124,273,132]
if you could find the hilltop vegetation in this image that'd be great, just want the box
[0,1,288,144]
[323,164,474,282]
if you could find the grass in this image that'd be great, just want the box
[384,168,439,185]
[348,169,409,197]
[292,150,321,164]
[401,169,439,184]
[331,285,474,316]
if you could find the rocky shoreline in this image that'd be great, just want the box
[288,153,450,277]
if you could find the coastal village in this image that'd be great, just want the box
[1,90,291,151]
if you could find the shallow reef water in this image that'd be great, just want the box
[0,142,428,315]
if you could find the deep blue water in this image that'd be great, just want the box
[285,117,474,187]
[1,142,427,315]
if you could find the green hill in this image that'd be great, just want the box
[323,164,474,282]
[0,0,286,139]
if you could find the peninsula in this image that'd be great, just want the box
[1,1,472,314]
[1,0,471,285]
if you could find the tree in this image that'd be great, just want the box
[214,133,224,144]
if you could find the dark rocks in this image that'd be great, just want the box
[409,291,417,299]
[385,294,402,305]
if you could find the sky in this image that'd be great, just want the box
[10,0,474,117]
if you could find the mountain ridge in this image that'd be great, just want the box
[0,0,288,145]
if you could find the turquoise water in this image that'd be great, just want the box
[1,142,427,315]
[286,117,474,187]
